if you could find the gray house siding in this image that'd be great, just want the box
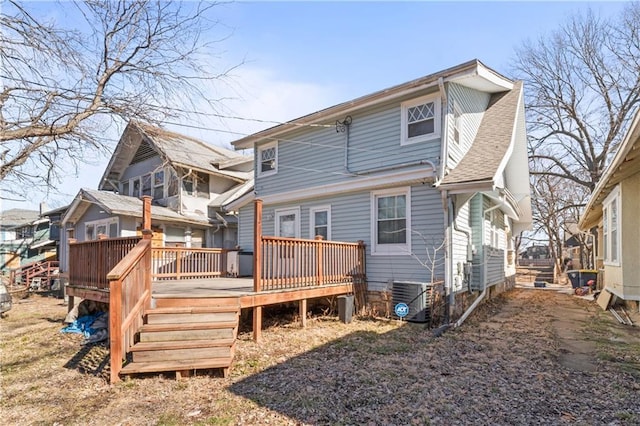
[121,155,164,182]
[445,83,490,170]
[239,184,445,293]
[73,204,118,241]
[254,87,442,198]
[469,194,507,291]
[451,198,473,292]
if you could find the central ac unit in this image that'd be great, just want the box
[392,281,431,323]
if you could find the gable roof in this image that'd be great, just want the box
[440,81,523,187]
[579,108,640,230]
[0,209,40,228]
[99,122,252,191]
[62,189,212,227]
[231,59,514,149]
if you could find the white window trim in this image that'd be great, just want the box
[258,141,278,177]
[274,207,300,238]
[85,217,119,240]
[603,186,621,266]
[400,93,441,146]
[309,205,331,240]
[370,187,411,256]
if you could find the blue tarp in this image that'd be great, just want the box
[60,312,105,338]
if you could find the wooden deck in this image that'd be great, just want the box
[65,198,366,383]
[151,277,357,309]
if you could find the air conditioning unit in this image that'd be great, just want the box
[392,281,431,323]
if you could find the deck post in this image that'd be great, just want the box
[253,199,263,342]
[109,278,123,384]
[299,299,307,328]
[142,195,152,233]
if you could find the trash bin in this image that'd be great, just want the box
[567,270,598,289]
[337,295,354,324]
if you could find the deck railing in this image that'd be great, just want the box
[9,259,60,288]
[108,238,152,384]
[258,236,366,291]
[68,236,141,289]
[151,247,229,280]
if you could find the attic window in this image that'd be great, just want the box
[401,93,441,145]
[258,142,277,177]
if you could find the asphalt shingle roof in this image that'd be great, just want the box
[441,81,522,186]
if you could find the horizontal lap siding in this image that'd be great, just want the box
[452,200,472,292]
[244,184,444,293]
[237,204,254,250]
[365,184,446,292]
[446,84,490,170]
[255,89,442,198]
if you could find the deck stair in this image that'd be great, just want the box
[120,305,240,379]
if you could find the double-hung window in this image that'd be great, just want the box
[401,94,441,145]
[258,142,278,176]
[371,188,411,255]
[310,206,331,240]
[602,186,620,265]
[453,101,462,145]
[153,170,165,200]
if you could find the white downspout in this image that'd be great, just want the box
[454,203,501,328]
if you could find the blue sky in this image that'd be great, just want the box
[1,1,626,211]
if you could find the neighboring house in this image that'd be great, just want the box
[60,121,253,273]
[579,109,640,303]
[225,59,532,315]
[0,205,57,272]
[520,245,551,260]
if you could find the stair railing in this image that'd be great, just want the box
[107,237,152,384]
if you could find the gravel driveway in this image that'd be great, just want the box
[2,288,639,425]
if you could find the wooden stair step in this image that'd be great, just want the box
[140,321,238,332]
[139,327,235,342]
[132,345,233,363]
[120,358,233,375]
[147,306,239,315]
[146,311,238,325]
[130,338,236,352]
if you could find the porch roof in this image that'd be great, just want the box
[62,189,212,227]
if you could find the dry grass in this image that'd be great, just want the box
[1,290,640,425]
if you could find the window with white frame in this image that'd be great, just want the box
[258,142,278,176]
[371,188,411,255]
[142,173,152,197]
[401,93,441,145]
[486,210,500,249]
[182,171,210,199]
[85,218,119,240]
[310,206,331,240]
[275,208,300,238]
[153,170,165,199]
[453,101,462,145]
[132,177,141,197]
[602,186,620,264]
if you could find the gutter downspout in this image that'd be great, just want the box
[438,77,448,182]
[454,203,501,328]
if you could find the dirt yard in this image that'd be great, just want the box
[1,288,639,425]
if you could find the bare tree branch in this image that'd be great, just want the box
[0,0,236,195]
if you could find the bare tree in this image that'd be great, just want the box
[512,3,640,265]
[0,0,234,198]
[513,3,640,193]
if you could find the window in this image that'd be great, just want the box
[84,218,119,240]
[182,171,210,199]
[371,188,411,255]
[453,101,462,145]
[485,210,501,249]
[132,178,141,198]
[167,169,179,197]
[153,170,165,200]
[603,186,620,265]
[258,142,278,176]
[401,94,441,145]
[310,206,331,240]
[142,174,152,197]
[275,208,300,238]
[121,181,130,196]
